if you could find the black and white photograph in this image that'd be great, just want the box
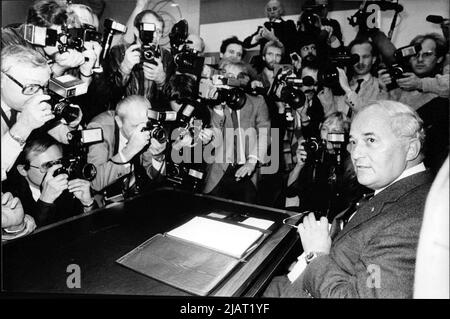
[1,0,448,309]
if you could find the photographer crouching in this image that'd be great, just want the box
[87,95,167,201]
[3,134,97,228]
[285,112,369,220]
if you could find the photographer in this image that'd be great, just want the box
[319,38,388,119]
[243,0,297,65]
[2,192,36,241]
[285,112,368,219]
[379,33,449,110]
[201,60,270,204]
[1,0,101,82]
[1,45,82,182]
[87,95,167,192]
[3,134,97,228]
[219,36,245,63]
[105,9,175,110]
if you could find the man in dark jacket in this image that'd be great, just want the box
[263,100,433,298]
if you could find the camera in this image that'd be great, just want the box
[381,44,421,90]
[66,25,102,51]
[299,5,323,33]
[51,128,103,181]
[303,137,326,163]
[166,161,205,192]
[48,74,88,123]
[198,75,248,111]
[270,66,307,110]
[100,18,127,62]
[317,48,358,93]
[143,110,177,143]
[139,23,160,65]
[23,24,58,46]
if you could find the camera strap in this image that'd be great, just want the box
[113,118,120,156]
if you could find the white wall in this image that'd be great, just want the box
[200,0,449,53]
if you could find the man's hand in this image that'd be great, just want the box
[199,128,213,144]
[122,123,151,160]
[292,55,302,71]
[298,212,331,254]
[235,161,256,181]
[397,72,422,91]
[143,58,166,85]
[68,179,93,207]
[149,137,167,156]
[39,164,69,204]
[377,69,392,90]
[1,192,24,228]
[15,94,55,133]
[79,41,103,76]
[261,26,277,41]
[296,142,307,166]
[337,67,351,94]
[54,49,85,70]
[120,43,141,75]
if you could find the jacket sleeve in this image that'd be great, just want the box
[302,215,422,298]
[86,120,131,191]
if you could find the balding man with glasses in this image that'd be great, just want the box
[1,45,82,181]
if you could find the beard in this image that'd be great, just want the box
[304,54,317,63]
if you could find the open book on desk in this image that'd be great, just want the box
[116,215,272,296]
[167,216,265,259]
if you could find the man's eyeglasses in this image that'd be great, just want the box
[1,71,47,95]
[29,159,61,173]
[411,50,435,60]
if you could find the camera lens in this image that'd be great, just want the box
[151,126,167,144]
[82,164,97,181]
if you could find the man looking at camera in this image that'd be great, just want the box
[264,100,433,298]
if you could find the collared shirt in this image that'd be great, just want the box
[375,162,426,196]
[29,184,42,202]
[1,100,25,181]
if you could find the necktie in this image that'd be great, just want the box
[230,109,239,164]
[354,79,364,94]
[329,192,374,240]
[347,79,364,118]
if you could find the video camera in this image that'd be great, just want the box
[48,74,88,123]
[169,19,206,79]
[198,74,247,110]
[318,48,358,92]
[380,43,421,90]
[138,23,160,65]
[270,65,307,112]
[143,110,177,144]
[50,128,103,181]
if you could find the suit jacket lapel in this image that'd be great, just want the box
[332,170,433,244]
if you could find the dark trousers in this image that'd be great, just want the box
[209,164,257,204]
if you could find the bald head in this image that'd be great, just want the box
[186,34,205,53]
[115,95,150,139]
[265,0,283,19]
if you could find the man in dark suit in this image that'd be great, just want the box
[202,60,271,204]
[263,100,434,298]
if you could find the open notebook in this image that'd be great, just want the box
[117,215,271,296]
[167,216,264,259]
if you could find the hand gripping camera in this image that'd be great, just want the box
[381,43,421,91]
[199,75,248,111]
[143,110,177,143]
[270,66,307,113]
[138,23,161,65]
[48,74,88,123]
[318,48,359,90]
[51,128,103,181]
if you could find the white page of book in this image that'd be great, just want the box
[167,216,263,259]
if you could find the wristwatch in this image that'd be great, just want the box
[9,130,26,147]
[305,251,323,264]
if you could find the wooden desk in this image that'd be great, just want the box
[2,188,299,297]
